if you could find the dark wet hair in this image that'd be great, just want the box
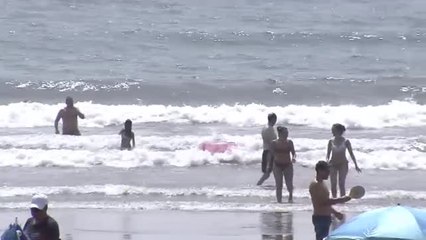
[315,161,329,172]
[65,96,73,106]
[277,126,288,133]
[332,123,346,134]
[268,113,277,122]
[124,119,132,137]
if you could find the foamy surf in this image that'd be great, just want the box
[0,134,424,169]
[0,100,425,129]
[0,185,425,201]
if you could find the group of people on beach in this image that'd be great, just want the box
[13,97,134,240]
[52,97,361,240]
[54,96,135,150]
[256,112,362,240]
[257,113,361,202]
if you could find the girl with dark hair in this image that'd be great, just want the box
[326,123,361,198]
[271,126,296,203]
[119,119,135,150]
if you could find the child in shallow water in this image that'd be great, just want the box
[119,119,135,150]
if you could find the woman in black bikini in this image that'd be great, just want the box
[271,126,296,203]
[326,123,361,198]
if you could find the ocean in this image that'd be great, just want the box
[0,0,426,239]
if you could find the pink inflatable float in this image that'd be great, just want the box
[199,141,236,154]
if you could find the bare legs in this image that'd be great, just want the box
[330,167,338,198]
[273,165,283,203]
[273,164,294,203]
[284,166,294,202]
[339,165,348,197]
[257,171,271,186]
[330,163,349,198]
[257,151,273,185]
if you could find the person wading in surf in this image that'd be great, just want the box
[54,96,85,136]
[257,113,277,186]
[119,119,135,150]
[326,123,361,198]
[271,126,296,203]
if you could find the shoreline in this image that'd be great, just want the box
[0,209,332,240]
[0,208,362,240]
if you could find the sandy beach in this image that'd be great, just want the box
[0,165,421,240]
[1,0,425,239]
[0,209,329,240]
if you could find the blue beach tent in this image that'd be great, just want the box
[327,206,426,240]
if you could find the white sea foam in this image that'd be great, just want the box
[6,80,143,92]
[0,184,425,201]
[0,101,425,129]
[0,134,424,169]
[0,200,381,212]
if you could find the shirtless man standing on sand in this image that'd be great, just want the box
[309,161,352,240]
[54,97,85,135]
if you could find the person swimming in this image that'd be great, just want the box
[119,119,135,150]
[326,123,361,198]
[271,126,296,203]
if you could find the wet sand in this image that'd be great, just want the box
[0,209,338,240]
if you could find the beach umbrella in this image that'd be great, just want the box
[327,206,426,240]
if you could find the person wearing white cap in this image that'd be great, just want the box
[23,194,60,240]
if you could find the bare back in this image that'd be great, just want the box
[261,126,277,150]
[58,107,81,135]
[309,180,333,216]
[272,139,293,166]
[120,130,134,150]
